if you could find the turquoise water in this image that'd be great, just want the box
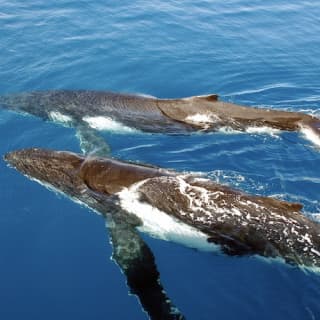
[0,1,320,319]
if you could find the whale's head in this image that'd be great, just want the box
[4,148,168,197]
[4,148,87,197]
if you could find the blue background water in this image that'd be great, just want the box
[0,0,320,319]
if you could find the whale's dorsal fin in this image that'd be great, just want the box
[194,94,219,102]
[157,93,220,129]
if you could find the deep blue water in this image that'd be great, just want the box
[1,0,320,319]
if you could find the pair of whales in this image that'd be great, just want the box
[2,90,320,320]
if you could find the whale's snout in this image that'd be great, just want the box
[4,150,18,166]
[4,148,86,195]
[4,149,38,171]
[4,148,72,171]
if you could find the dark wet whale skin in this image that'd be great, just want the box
[0,90,193,133]
[4,148,320,269]
[1,90,320,135]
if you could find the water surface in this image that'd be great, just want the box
[0,1,319,319]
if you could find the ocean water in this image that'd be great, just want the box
[0,0,320,319]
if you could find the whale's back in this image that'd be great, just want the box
[133,175,320,267]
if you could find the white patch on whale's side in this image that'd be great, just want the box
[49,111,73,126]
[299,125,320,148]
[185,113,221,125]
[184,113,222,130]
[184,114,281,137]
[185,113,218,124]
[117,181,219,252]
[82,116,138,133]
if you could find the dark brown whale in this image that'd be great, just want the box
[1,90,319,150]
[5,148,320,269]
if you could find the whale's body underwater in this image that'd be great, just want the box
[1,90,320,151]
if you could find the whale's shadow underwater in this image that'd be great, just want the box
[2,90,320,319]
[4,147,320,320]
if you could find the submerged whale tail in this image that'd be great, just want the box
[299,117,320,148]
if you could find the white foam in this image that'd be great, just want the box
[167,144,206,154]
[120,144,156,152]
[300,126,320,148]
[82,116,138,133]
[49,111,73,125]
[245,126,280,136]
[226,83,295,96]
[117,181,219,252]
[216,126,242,134]
[215,125,280,137]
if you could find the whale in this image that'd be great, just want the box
[5,149,320,270]
[6,148,320,268]
[4,149,186,320]
[1,90,320,150]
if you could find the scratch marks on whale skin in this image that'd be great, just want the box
[135,175,320,267]
[117,180,219,252]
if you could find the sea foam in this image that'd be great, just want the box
[300,126,320,148]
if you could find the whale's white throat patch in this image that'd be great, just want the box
[82,116,138,133]
[117,180,219,252]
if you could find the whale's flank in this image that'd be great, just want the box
[1,90,320,147]
[4,148,320,269]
